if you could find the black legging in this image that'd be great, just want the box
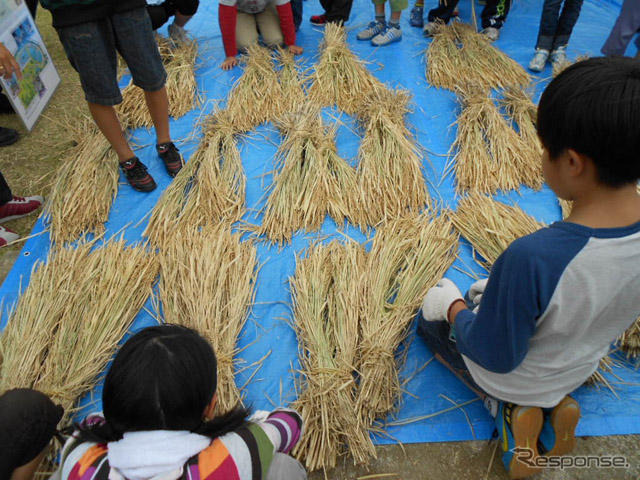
[147,0,200,30]
[26,0,38,18]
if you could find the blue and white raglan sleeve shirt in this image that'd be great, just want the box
[454,221,640,408]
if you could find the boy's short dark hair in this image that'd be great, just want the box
[537,57,640,187]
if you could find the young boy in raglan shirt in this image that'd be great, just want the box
[40,0,183,192]
[419,57,640,479]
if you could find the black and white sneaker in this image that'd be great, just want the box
[120,157,157,192]
[157,142,183,178]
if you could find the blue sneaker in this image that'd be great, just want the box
[495,402,543,479]
[538,396,580,457]
[371,25,402,47]
[409,6,424,28]
[357,20,386,40]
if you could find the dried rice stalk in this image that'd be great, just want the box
[119,36,199,129]
[158,226,257,414]
[308,23,386,116]
[145,112,245,246]
[226,44,283,132]
[357,213,459,425]
[277,48,307,115]
[559,199,572,218]
[450,193,544,268]
[0,240,158,419]
[44,121,118,245]
[426,22,530,91]
[586,355,618,387]
[356,89,430,227]
[500,87,541,155]
[552,54,590,78]
[292,241,375,471]
[453,88,543,194]
[256,105,358,245]
[619,318,640,359]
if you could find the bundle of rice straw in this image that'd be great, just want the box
[308,23,386,117]
[357,213,459,425]
[453,87,543,194]
[158,226,257,414]
[145,111,244,246]
[356,88,429,227]
[277,48,307,115]
[552,54,589,78]
[225,44,284,132]
[426,22,530,91]
[44,120,119,245]
[119,36,199,129]
[450,193,544,268]
[0,240,158,419]
[291,241,375,471]
[619,318,640,359]
[500,87,541,155]
[255,105,359,245]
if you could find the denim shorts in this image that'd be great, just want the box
[57,8,167,106]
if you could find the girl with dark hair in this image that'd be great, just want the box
[52,325,306,480]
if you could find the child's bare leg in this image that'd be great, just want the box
[390,10,401,22]
[174,12,193,27]
[143,87,171,145]
[375,2,385,16]
[88,102,134,162]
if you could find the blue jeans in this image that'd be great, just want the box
[601,0,640,56]
[57,8,167,105]
[535,0,584,51]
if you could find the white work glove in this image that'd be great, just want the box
[421,278,464,322]
[467,278,488,307]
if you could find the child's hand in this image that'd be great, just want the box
[288,45,303,55]
[467,278,488,306]
[0,43,21,80]
[421,278,464,323]
[221,56,239,70]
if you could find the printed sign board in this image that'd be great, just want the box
[0,0,60,131]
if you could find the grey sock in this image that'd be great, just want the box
[375,14,385,24]
[389,20,400,29]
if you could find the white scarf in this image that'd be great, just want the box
[107,430,211,480]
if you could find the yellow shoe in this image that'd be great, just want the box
[496,402,544,479]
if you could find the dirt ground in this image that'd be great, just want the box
[0,10,637,480]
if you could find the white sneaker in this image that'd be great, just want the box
[423,21,438,37]
[371,25,402,46]
[481,27,499,42]
[168,23,188,45]
[0,225,19,247]
[550,46,568,67]
[528,48,550,72]
[358,20,386,40]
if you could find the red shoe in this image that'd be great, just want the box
[0,225,20,246]
[310,14,327,25]
[0,195,44,223]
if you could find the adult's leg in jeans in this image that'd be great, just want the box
[266,453,307,480]
[481,0,511,29]
[324,0,354,23]
[427,0,460,24]
[601,0,640,56]
[552,0,584,50]
[0,172,13,205]
[535,0,562,51]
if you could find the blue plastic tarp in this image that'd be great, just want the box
[1,0,639,444]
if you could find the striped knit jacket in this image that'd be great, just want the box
[54,410,303,480]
